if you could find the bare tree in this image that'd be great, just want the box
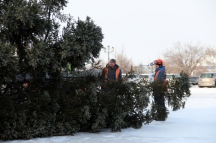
[203,48,216,71]
[163,42,215,76]
[115,49,132,73]
[191,66,208,76]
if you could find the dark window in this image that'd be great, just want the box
[166,75,172,79]
[140,75,149,78]
[190,77,199,81]
[200,74,206,78]
[206,73,214,78]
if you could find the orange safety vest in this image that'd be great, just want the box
[154,70,168,89]
[154,70,160,81]
[154,70,166,81]
[104,67,121,82]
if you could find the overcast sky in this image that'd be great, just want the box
[63,0,216,65]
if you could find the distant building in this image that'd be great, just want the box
[133,64,154,74]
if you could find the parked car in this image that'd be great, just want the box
[189,76,199,85]
[127,74,140,83]
[198,72,216,88]
[122,73,126,78]
[166,74,180,81]
[139,73,154,83]
[122,73,140,83]
[166,74,180,86]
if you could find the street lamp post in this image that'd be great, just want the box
[104,46,114,62]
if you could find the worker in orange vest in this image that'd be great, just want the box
[153,59,168,121]
[101,59,122,83]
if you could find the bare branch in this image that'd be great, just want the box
[163,43,212,76]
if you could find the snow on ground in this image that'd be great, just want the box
[2,86,216,143]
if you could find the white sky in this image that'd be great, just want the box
[63,0,216,65]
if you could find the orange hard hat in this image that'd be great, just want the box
[155,59,163,65]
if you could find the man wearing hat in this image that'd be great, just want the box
[153,59,168,121]
[101,59,122,82]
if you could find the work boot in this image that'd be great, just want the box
[154,106,169,121]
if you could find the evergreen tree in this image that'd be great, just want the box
[0,0,191,140]
[0,0,103,79]
[0,0,104,140]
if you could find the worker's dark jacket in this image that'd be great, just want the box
[101,64,122,82]
[154,66,166,83]
[153,66,167,106]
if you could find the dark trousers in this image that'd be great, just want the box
[153,93,167,121]
[153,93,165,107]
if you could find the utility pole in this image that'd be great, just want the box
[104,46,114,62]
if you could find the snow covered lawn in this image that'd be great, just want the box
[2,86,216,143]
